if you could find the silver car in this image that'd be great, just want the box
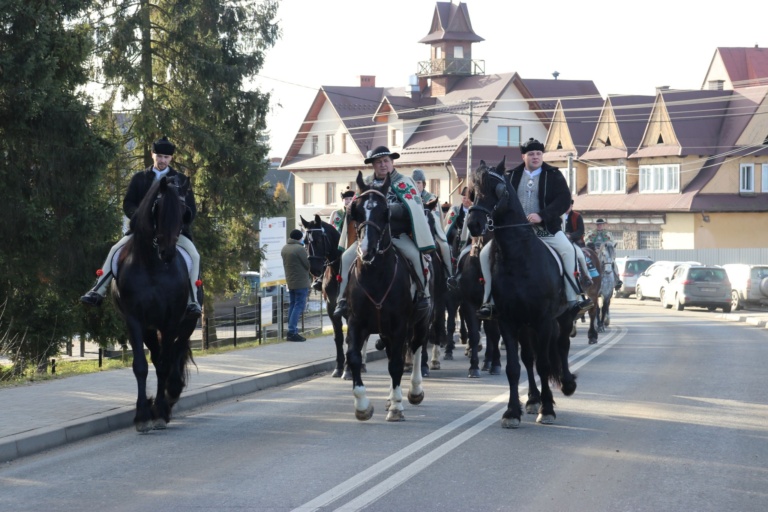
[614,257,653,298]
[661,265,732,312]
[722,264,768,310]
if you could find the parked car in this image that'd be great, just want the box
[722,264,768,310]
[635,260,702,301]
[614,257,654,297]
[660,264,732,312]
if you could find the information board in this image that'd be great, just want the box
[258,217,287,288]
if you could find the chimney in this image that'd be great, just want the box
[359,75,376,88]
[405,74,421,100]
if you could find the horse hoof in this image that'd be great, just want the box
[421,368,430,378]
[536,413,556,425]
[355,404,374,421]
[468,368,481,378]
[152,419,167,430]
[386,409,405,422]
[408,391,424,405]
[430,361,441,370]
[443,352,453,361]
[525,403,539,415]
[331,368,342,378]
[135,421,153,434]
[501,417,521,429]
[570,324,577,337]
[374,338,385,351]
[588,338,597,345]
[361,364,367,373]
[481,361,491,371]
[342,369,352,380]
[597,326,605,333]
[490,365,502,375]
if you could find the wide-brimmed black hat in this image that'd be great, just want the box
[152,136,175,155]
[364,146,400,164]
[595,218,606,224]
[340,186,355,199]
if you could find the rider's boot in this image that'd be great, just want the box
[312,276,323,292]
[80,271,112,307]
[185,280,202,319]
[569,295,593,316]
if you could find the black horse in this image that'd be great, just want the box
[300,215,348,378]
[344,171,429,422]
[466,159,577,428]
[112,176,198,433]
[453,233,503,377]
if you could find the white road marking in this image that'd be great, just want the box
[292,327,627,512]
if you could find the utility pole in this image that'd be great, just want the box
[466,100,473,177]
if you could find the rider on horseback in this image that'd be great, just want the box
[412,169,458,290]
[476,138,592,320]
[80,136,202,318]
[311,187,356,292]
[333,146,433,319]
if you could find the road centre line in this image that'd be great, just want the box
[293,327,627,512]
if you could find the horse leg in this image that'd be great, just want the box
[145,330,171,429]
[386,327,408,422]
[347,325,373,421]
[420,336,430,378]
[462,302,481,378]
[587,304,599,344]
[556,313,578,397]
[329,311,345,378]
[485,320,503,375]
[602,297,611,328]
[520,335,541,415]
[498,322,522,429]
[126,319,153,433]
[409,316,428,405]
[532,321,557,425]
[444,300,456,360]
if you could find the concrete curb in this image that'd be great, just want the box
[0,350,387,464]
[720,313,768,328]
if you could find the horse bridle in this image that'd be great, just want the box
[305,227,336,277]
[150,186,183,257]
[468,168,529,233]
[354,189,393,263]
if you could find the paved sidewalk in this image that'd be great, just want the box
[0,334,385,463]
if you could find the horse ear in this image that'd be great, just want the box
[496,156,506,173]
[300,215,309,228]
[314,214,321,225]
[356,171,366,192]
[159,176,168,193]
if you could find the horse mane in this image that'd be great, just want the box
[125,177,183,263]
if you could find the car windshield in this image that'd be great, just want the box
[688,268,727,282]
[628,260,652,273]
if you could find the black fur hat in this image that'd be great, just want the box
[152,136,175,155]
[520,138,544,154]
[340,186,355,199]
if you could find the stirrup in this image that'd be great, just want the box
[477,302,495,320]
[185,302,202,318]
[333,298,348,318]
[80,291,104,307]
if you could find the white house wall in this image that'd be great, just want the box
[298,101,344,155]
[472,85,549,147]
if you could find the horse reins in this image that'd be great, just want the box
[354,189,393,263]
[468,169,532,232]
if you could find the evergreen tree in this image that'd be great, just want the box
[0,0,119,371]
[93,0,282,308]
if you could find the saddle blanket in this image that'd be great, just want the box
[111,246,192,278]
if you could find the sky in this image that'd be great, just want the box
[253,0,768,160]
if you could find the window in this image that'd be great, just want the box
[587,166,626,194]
[325,182,336,204]
[325,134,334,154]
[429,179,441,198]
[302,183,312,205]
[763,164,768,193]
[341,133,348,154]
[311,135,318,155]
[435,47,442,59]
[638,231,661,250]
[454,46,464,59]
[497,126,521,147]
[740,163,755,193]
[639,164,680,193]
[391,128,402,147]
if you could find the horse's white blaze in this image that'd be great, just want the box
[353,385,370,412]
[358,197,374,255]
[387,386,403,412]
[410,349,423,396]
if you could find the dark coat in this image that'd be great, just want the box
[565,210,585,246]
[508,162,571,235]
[124,166,196,237]
[281,239,311,290]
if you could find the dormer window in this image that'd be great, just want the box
[657,134,664,144]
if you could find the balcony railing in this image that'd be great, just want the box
[417,58,485,77]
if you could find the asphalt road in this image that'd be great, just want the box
[2,300,767,512]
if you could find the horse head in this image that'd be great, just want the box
[466,157,508,238]
[300,214,335,277]
[349,170,392,265]
[132,176,184,264]
[599,240,616,267]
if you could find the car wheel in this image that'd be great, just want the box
[660,289,672,309]
[722,304,732,313]
[636,285,644,301]
[707,306,717,312]
[675,295,684,311]
[730,290,741,311]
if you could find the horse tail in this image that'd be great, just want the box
[167,335,195,405]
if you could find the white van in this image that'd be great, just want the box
[614,257,654,298]
[722,264,768,310]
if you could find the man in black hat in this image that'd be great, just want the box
[333,146,433,318]
[80,136,203,318]
[585,218,613,248]
[477,138,592,320]
[329,186,355,232]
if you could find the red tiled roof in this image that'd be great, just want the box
[716,47,768,88]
